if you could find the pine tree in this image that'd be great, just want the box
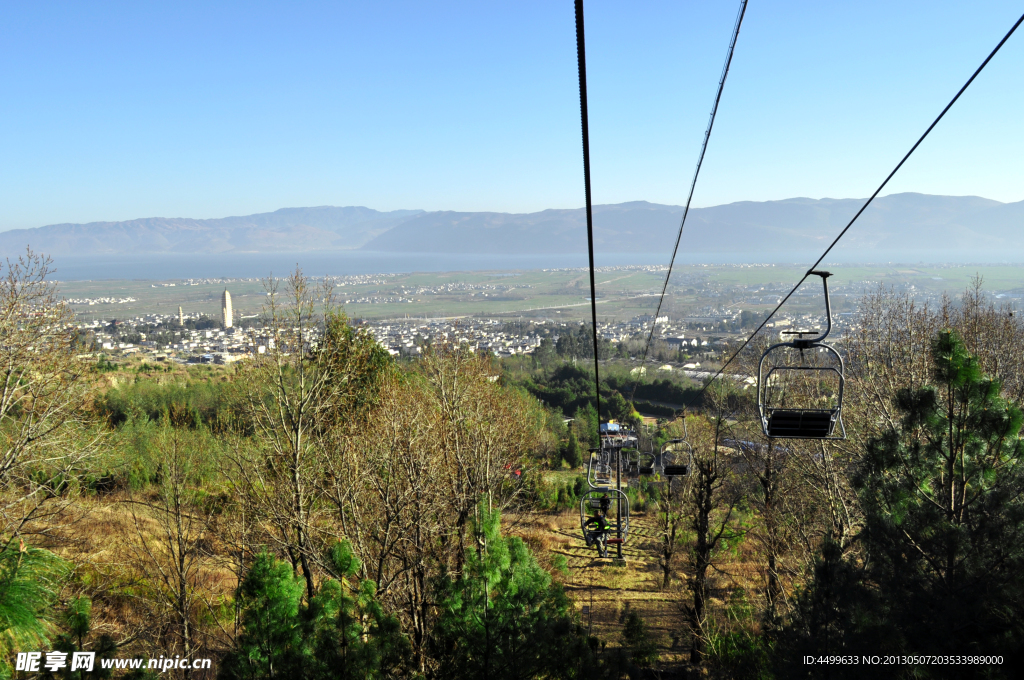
[859,331,1024,655]
[44,597,118,680]
[621,609,658,669]
[219,552,306,680]
[433,503,594,680]
[220,542,409,680]
[561,431,582,469]
[0,540,67,680]
[304,541,409,680]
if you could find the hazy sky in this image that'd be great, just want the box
[1,1,1022,230]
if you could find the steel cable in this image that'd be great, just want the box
[632,0,749,401]
[575,0,603,437]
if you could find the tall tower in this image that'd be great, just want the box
[178,306,184,326]
[221,289,233,328]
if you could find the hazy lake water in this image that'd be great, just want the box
[47,251,711,281]
[46,249,1016,281]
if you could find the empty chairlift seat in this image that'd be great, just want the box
[587,452,614,489]
[766,408,838,438]
[757,271,846,441]
[660,434,694,478]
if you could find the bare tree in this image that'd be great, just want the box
[123,427,218,678]
[652,419,690,590]
[321,342,546,674]
[233,268,381,600]
[0,249,101,544]
[680,410,742,664]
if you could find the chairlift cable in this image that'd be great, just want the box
[575,0,603,438]
[684,9,1024,411]
[632,0,749,401]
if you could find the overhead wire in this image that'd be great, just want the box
[575,0,603,437]
[632,0,749,402]
[685,9,1024,410]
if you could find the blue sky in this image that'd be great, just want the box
[1,1,1022,230]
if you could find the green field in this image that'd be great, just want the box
[58,263,1024,323]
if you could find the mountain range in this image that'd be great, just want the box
[2,193,1022,259]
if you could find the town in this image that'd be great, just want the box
[65,263,1012,370]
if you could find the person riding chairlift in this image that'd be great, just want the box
[584,511,613,558]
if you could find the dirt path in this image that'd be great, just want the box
[526,508,692,669]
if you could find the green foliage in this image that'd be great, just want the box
[528,474,587,513]
[219,543,409,680]
[44,597,117,680]
[601,391,641,429]
[631,400,676,418]
[94,419,228,492]
[318,312,394,418]
[0,541,68,679]
[559,431,583,469]
[95,378,241,432]
[520,364,598,420]
[603,373,697,407]
[624,481,656,513]
[513,361,700,427]
[620,608,658,669]
[92,356,118,373]
[705,590,774,680]
[555,324,611,360]
[739,309,765,330]
[63,597,91,648]
[432,503,592,680]
[573,403,599,448]
[532,337,557,368]
[220,552,305,680]
[305,542,409,680]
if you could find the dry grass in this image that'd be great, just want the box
[36,477,766,675]
[529,501,765,675]
[36,491,239,654]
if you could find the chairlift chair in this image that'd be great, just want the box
[624,448,647,476]
[579,489,630,557]
[757,271,846,440]
[636,451,657,476]
[587,452,614,490]
[661,437,693,477]
[625,449,638,476]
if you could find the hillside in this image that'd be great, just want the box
[360,194,1024,257]
[4,193,1024,260]
[0,206,423,256]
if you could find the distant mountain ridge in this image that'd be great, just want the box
[0,206,423,256]
[359,194,1023,256]
[3,194,1023,259]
